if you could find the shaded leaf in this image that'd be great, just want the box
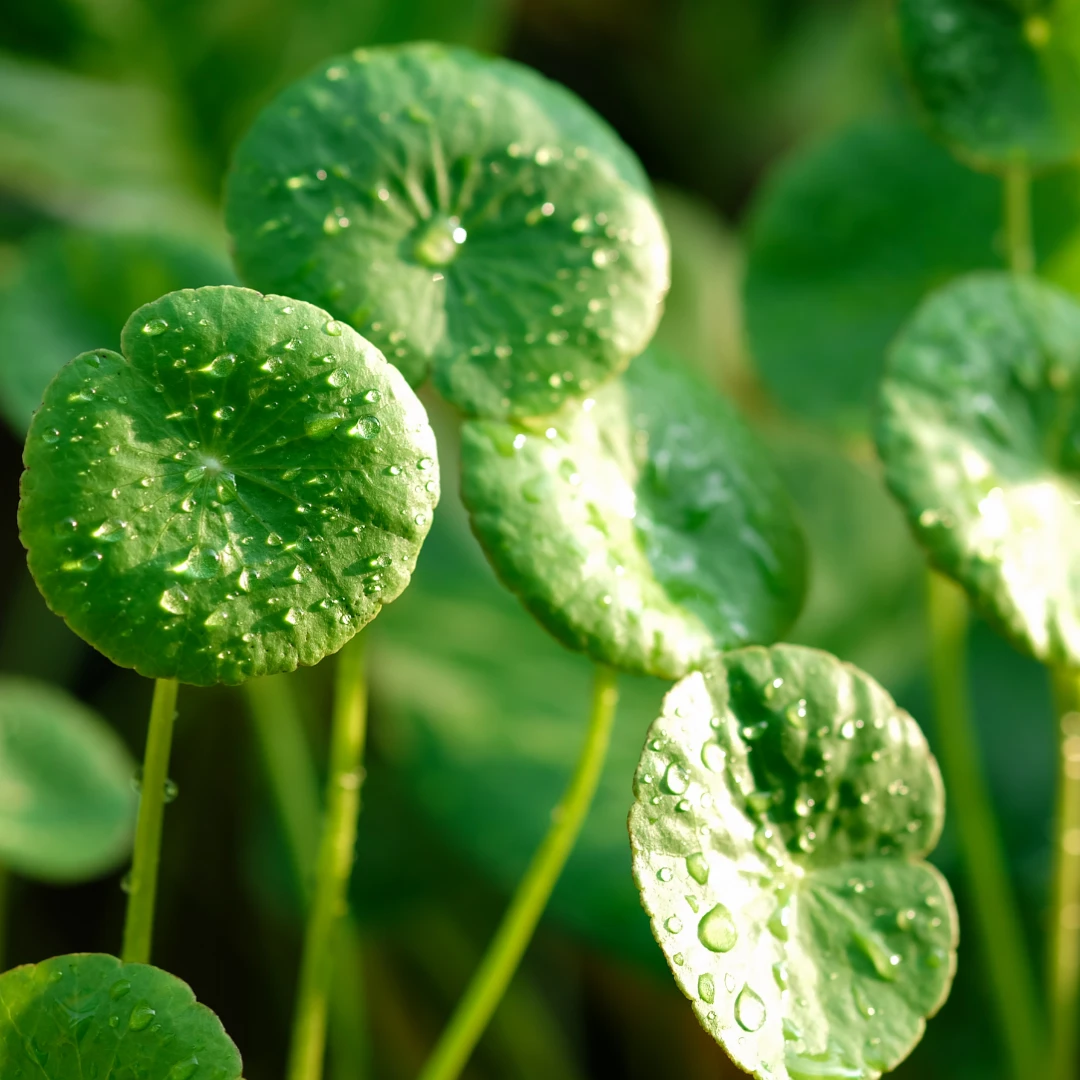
[19,285,439,685]
[225,43,669,417]
[460,349,806,679]
[0,953,242,1078]
[877,271,1080,667]
[0,677,135,882]
[629,644,956,1080]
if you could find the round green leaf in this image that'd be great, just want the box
[0,228,234,434]
[0,677,135,882]
[225,42,669,418]
[629,644,956,1080]
[743,117,1080,433]
[897,0,1080,170]
[877,271,1080,667]
[0,953,242,1078]
[460,349,806,679]
[19,285,439,686]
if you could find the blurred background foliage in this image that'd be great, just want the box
[0,0,1062,1077]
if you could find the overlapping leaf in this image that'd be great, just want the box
[629,644,956,1080]
[225,42,669,418]
[20,285,439,685]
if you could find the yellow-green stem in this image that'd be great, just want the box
[1004,162,1034,274]
[287,634,368,1080]
[121,677,179,964]
[418,665,619,1080]
[1049,666,1080,1080]
[927,572,1043,1079]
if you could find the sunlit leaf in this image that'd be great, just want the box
[0,677,135,882]
[0,953,242,1078]
[877,271,1080,667]
[0,228,234,434]
[460,349,806,679]
[629,644,956,1080]
[225,43,669,417]
[19,285,439,685]
[897,0,1080,169]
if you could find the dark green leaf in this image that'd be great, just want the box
[629,644,956,1080]
[0,228,234,434]
[19,285,439,686]
[877,271,1080,667]
[897,0,1080,169]
[225,43,669,418]
[0,677,135,882]
[743,117,1080,433]
[0,953,242,1078]
[460,349,806,679]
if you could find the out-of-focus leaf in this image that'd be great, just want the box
[0,677,135,882]
[0,228,234,433]
[743,117,1080,434]
[630,645,956,1080]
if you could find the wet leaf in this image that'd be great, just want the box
[460,349,806,679]
[225,43,669,418]
[743,117,1080,433]
[0,678,135,882]
[0,953,242,1078]
[898,0,1080,169]
[19,285,439,686]
[877,271,1080,667]
[629,644,957,1080]
[0,228,234,434]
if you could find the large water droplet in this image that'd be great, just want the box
[734,984,766,1032]
[698,973,715,1004]
[160,587,190,615]
[129,1003,156,1031]
[348,415,381,439]
[686,852,710,885]
[662,762,689,795]
[142,319,168,336]
[698,903,738,952]
[306,411,345,439]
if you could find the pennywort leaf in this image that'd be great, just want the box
[0,678,135,882]
[460,350,806,679]
[897,0,1080,170]
[225,43,669,418]
[19,285,439,686]
[0,953,242,1078]
[877,272,1080,667]
[629,644,957,1080]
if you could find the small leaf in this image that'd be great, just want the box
[897,0,1080,170]
[0,677,135,882]
[629,644,957,1080]
[460,349,806,679]
[19,285,439,686]
[225,43,669,418]
[743,116,1080,433]
[0,953,242,1078]
[0,227,234,434]
[878,271,1080,667]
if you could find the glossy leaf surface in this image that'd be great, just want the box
[20,285,439,686]
[629,644,956,1080]
[0,678,135,882]
[743,117,1080,432]
[898,0,1080,169]
[225,43,669,418]
[0,953,242,1078]
[0,228,233,434]
[460,349,806,679]
[878,271,1080,667]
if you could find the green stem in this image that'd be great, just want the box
[1004,162,1034,274]
[418,665,619,1080]
[1049,666,1080,1080]
[121,677,179,965]
[926,572,1043,1079]
[287,634,368,1080]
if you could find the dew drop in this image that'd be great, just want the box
[129,1003,156,1031]
[142,319,168,336]
[657,867,673,882]
[43,428,61,444]
[348,415,381,439]
[686,851,709,885]
[664,916,683,934]
[662,763,689,795]
[110,980,132,1000]
[159,587,190,615]
[698,903,738,953]
[698,973,715,1004]
[734,984,766,1032]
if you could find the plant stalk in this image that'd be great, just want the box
[1004,162,1034,274]
[287,634,368,1080]
[1049,666,1080,1080]
[121,677,179,965]
[418,664,619,1080]
[926,572,1043,1079]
